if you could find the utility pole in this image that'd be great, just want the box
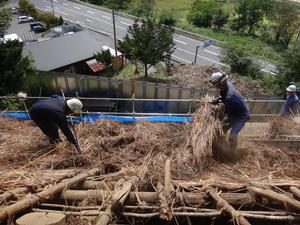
[112,10,118,71]
[193,45,201,64]
[50,0,55,16]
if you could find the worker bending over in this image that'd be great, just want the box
[280,85,299,118]
[210,72,250,151]
[29,95,83,152]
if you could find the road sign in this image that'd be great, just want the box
[202,39,215,48]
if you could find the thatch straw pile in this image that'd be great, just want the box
[1,101,300,192]
[184,100,222,168]
[269,116,300,138]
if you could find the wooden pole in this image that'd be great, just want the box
[0,187,30,205]
[93,176,139,225]
[250,186,300,211]
[290,186,300,200]
[0,167,101,222]
[61,190,253,206]
[208,188,251,225]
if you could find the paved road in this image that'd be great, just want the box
[28,0,277,74]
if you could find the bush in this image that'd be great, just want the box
[94,49,113,67]
[159,10,177,27]
[0,96,23,111]
[38,12,60,28]
[187,0,221,28]
[221,43,261,78]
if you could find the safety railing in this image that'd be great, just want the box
[0,95,285,116]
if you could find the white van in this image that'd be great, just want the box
[18,16,34,23]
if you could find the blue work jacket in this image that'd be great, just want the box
[280,94,299,117]
[29,95,77,145]
[220,82,250,121]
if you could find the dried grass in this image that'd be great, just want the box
[1,102,300,191]
[269,116,300,138]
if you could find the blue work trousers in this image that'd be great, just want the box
[222,118,248,150]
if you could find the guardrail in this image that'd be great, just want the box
[0,95,285,116]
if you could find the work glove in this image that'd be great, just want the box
[212,97,221,105]
[17,91,27,99]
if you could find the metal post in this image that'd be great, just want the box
[50,0,55,15]
[193,46,201,64]
[112,10,118,71]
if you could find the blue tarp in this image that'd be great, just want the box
[0,112,192,123]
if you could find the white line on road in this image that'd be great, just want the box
[54,0,58,2]
[204,49,219,56]
[87,10,95,14]
[120,21,131,26]
[76,21,85,25]
[172,55,191,63]
[55,7,60,10]
[59,6,127,30]
[46,6,68,15]
[86,19,93,23]
[176,47,226,66]
[74,6,81,9]
[261,69,276,75]
[62,3,69,6]
[174,39,187,45]
[102,15,111,20]
[45,8,51,11]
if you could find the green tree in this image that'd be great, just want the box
[212,9,229,29]
[270,1,300,49]
[38,12,60,28]
[129,0,155,18]
[118,18,175,78]
[94,49,113,67]
[159,10,177,27]
[221,43,261,78]
[18,0,38,18]
[0,7,12,37]
[275,46,300,93]
[231,0,273,34]
[0,41,36,96]
[187,0,221,28]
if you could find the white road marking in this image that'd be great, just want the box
[261,69,276,75]
[102,15,111,20]
[176,47,226,66]
[172,55,191,63]
[55,6,60,10]
[86,19,93,23]
[204,49,219,56]
[87,10,95,14]
[120,21,131,26]
[174,39,187,45]
[62,3,69,6]
[45,8,51,11]
[54,0,58,2]
[59,6,127,30]
[74,6,81,9]
[76,21,85,25]
[46,6,68,15]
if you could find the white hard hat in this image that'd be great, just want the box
[67,98,83,114]
[17,92,27,98]
[210,72,228,85]
[286,85,296,92]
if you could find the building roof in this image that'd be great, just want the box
[22,30,105,71]
[86,59,106,73]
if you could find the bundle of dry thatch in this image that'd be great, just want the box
[1,99,300,192]
[269,116,300,138]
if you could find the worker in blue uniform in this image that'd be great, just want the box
[210,72,250,151]
[280,85,299,118]
[29,95,83,152]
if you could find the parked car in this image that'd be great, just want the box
[30,22,45,30]
[18,16,34,23]
[11,7,18,14]
[32,25,47,33]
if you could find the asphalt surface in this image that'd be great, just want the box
[13,0,277,74]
